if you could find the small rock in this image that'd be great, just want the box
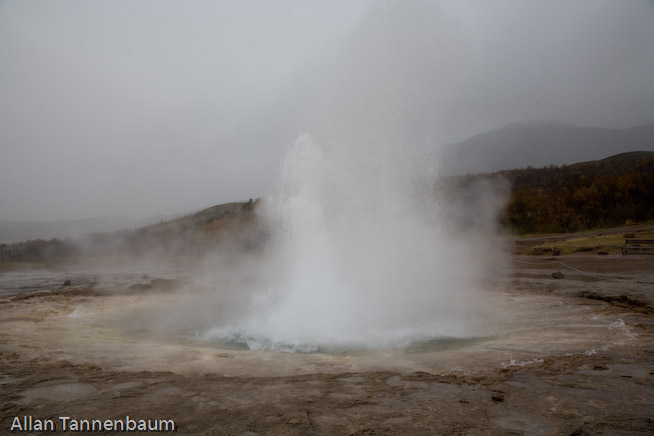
[552,272,564,279]
[128,283,152,291]
[491,393,505,402]
[214,353,233,359]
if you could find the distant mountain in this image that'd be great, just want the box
[439,121,654,174]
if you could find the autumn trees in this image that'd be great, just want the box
[502,152,654,233]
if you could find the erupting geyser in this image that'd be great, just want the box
[203,1,507,352]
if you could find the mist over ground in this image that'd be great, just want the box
[1,0,653,222]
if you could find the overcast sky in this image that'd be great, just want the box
[1,0,653,221]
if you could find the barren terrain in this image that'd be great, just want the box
[1,237,653,435]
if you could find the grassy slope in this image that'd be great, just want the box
[517,224,654,255]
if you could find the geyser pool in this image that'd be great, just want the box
[65,284,635,376]
[200,325,493,355]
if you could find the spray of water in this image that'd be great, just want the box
[202,1,508,352]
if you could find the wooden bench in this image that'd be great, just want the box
[622,239,654,254]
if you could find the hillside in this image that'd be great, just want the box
[500,151,654,233]
[0,216,141,244]
[3,149,653,260]
[440,121,654,175]
[101,200,261,254]
[0,200,262,263]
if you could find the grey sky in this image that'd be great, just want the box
[1,0,653,221]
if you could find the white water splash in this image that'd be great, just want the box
[200,1,507,352]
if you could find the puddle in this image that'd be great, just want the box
[20,381,97,401]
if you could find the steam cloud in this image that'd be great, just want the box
[200,1,508,352]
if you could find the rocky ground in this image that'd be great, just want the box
[1,250,653,435]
